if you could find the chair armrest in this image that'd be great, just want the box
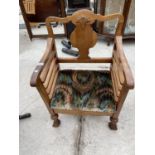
[115,36,134,89]
[30,38,54,87]
[30,63,44,87]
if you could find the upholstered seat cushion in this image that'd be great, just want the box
[50,71,116,113]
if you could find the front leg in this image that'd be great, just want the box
[50,110,61,127]
[108,116,118,130]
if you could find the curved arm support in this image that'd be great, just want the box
[115,36,134,89]
[30,38,54,87]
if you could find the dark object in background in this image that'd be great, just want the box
[61,39,79,57]
[37,22,58,28]
[26,0,61,22]
[67,0,90,14]
[61,40,71,49]
[68,0,90,9]
[19,113,31,120]
[66,22,76,38]
[19,0,65,40]
[62,48,79,57]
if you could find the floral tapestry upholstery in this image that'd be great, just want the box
[50,71,116,113]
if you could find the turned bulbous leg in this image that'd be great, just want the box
[108,116,118,130]
[51,113,61,127]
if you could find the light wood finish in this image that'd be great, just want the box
[111,54,124,101]
[46,10,124,36]
[115,36,134,88]
[36,79,51,111]
[40,53,55,82]
[112,71,120,97]
[46,9,124,61]
[112,59,123,90]
[113,52,125,84]
[58,57,112,63]
[46,66,58,94]
[43,58,57,88]
[52,108,113,116]
[23,0,35,14]
[111,71,119,102]
[110,36,134,104]
[30,10,134,129]
[109,35,134,129]
[49,71,59,99]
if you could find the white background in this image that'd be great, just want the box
[0,0,155,154]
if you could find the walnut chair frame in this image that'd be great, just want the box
[30,9,134,130]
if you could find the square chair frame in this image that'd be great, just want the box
[30,9,134,130]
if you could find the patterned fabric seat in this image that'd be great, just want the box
[50,71,116,113]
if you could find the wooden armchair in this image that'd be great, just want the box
[30,9,134,130]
